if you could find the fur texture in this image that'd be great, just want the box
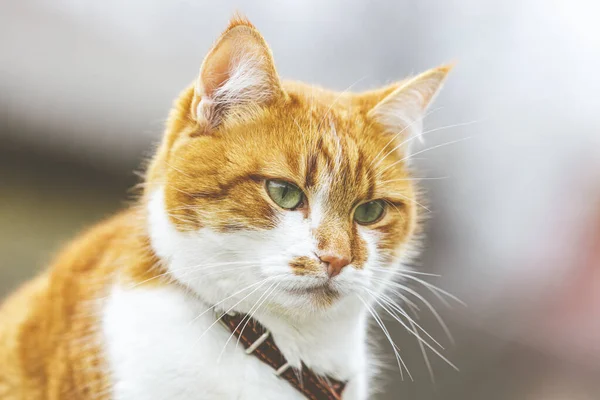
[0,16,450,399]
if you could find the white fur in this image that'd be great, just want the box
[103,284,307,399]
[213,53,272,104]
[101,186,408,399]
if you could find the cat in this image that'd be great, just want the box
[0,15,450,400]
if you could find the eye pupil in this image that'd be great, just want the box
[266,180,303,210]
[281,185,289,199]
[354,200,386,225]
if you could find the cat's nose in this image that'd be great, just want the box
[319,253,351,278]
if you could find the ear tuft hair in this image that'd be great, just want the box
[226,12,256,31]
[193,15,282,130]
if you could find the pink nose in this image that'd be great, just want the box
[319,253,351,278]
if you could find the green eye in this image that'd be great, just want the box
[354,200,386,225]
[266,180,304,210]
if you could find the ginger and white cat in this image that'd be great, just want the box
[0,16,450,399]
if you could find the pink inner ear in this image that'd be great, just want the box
[200,41,235,99]
[194,25,283,127]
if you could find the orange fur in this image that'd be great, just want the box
[0,16,449,398]
[0,209,164,399]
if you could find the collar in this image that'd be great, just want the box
[220,312,347,400]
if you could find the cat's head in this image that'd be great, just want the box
[145,17,449,318]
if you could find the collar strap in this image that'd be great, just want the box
[220,312,347,400]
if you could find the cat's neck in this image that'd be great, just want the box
[214,295,368,380]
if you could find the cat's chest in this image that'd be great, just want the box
[101,284,305,400]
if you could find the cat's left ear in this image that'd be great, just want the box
[193,16,284,129]
[367,65,452,145]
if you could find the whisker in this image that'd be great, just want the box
[383,199,403,215]
[400,274,466,306]
[369,266,441,278]
[371,277,455,345]
[374,119,478,173]
[408,317,435,383]
[379,176,449,185]
[367,287,435,380]
[235,281,281,352]
[365,289,458,371]
[364,288,443,349]
[199,264,262,278]
[216,280,280,363]
[188,275,281,326]
[358,294,412,381]
[378,136,474,177]
[356,278,420,314]
[192,280,272,345]
[128,258,265,289]
[419,120,479,137]
[369,107,443,169]
[386,192,431,213]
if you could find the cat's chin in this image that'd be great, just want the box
[282,282,339,298]
[275,279,359,312]
[267,284,365,321]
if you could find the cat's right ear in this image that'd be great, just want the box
[192,16,284,130]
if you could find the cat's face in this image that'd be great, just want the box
[146,18,449,318]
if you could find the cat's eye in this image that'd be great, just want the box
[266,180,304,210]
[354,200,386,225]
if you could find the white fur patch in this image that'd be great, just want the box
[101,186,412,399]
[102,284,303,399]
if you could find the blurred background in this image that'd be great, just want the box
[1,0,599,398]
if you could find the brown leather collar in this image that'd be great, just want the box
[220,312,347,400]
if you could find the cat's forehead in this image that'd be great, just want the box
[196,82,415,213]
[234,104,412,207]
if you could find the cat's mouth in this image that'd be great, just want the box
[283,282,340,299]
